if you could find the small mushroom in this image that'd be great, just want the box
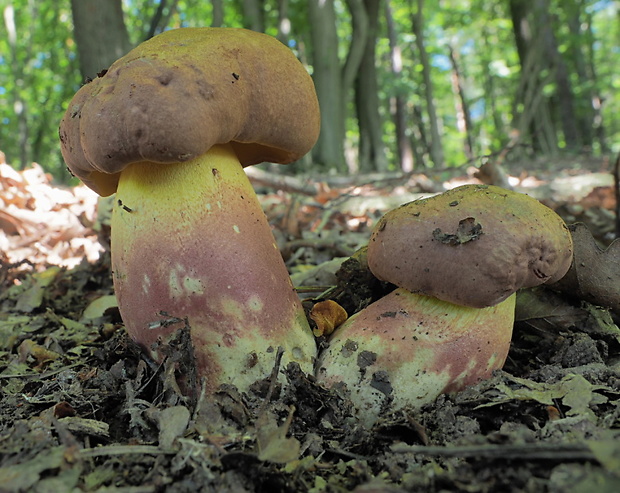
[316,185,573,425]
[59,28,320,394]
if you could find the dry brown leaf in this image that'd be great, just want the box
[1,161,103,269]
[309,299,348,337]
[17,339,61,365]
[515,288,588,330]
[553,223,620,314]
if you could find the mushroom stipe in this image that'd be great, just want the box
[316,290,516,426]
[111,144,316,394]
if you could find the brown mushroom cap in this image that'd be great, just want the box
[367,184,573,308]
[59,27,320,196]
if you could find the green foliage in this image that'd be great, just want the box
[0,0,618,179]
[0,0,78,179]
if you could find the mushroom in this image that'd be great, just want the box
[368,184,574,308]
[59,28,320,394]
[316,290,516,425]
[316,184,573,425]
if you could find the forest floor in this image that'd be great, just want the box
[0,153,619,493]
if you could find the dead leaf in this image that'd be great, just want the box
[553,223,620,314]
[157,405,190,448]
[586,439,620,475]
[0,314,32,350]
[256,407,300,464]
[0,161,104,269]
[81,294,118,321]
[310,300,348,337]
[515,288,587,329]
[59,417,111,439]
[432,217,483,245]
[479,374,609,423]
[17,339,61,365]
[579,186,617,211]
[0,446,67,492]
[14,266,61,313]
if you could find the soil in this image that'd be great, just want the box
[1,159,619,493]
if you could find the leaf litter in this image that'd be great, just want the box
[1,157,620,492]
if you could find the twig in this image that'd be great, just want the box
[79,444,174,458]
[0,362,82,379]
[257,346,285,416]
[391,442,598,462]
[324,448,370,461]
[245,166,319,195]
[283,238,355,258]
[295,285,335,294]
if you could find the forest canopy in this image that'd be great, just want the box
[0,0,618,183]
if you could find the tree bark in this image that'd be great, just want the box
[411,0,444,167]
[582,6,608,152]
[211,0,224,27]
[70,0,132,81]
[480,26,505,148]
[342,0,369,100]
[241,0,264,32]
[144,0,179,40]
[448,43,474,160]
[567,0,595,150]
[3,4,29,167]
[509,0,558,154]
[276,0,291,45]
[307,0,346,170]
[385,0,414,171]
[537,0,580,150]
[354,0,386,172]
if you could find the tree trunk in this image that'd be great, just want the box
[211,0,224,27]
[448,43,474,160]
[276,0,291,45]
[537,0,580,150]
[567,0,595,150]
[509,0,529,63]
[509,0,558,154]
[385,0,414,171]
[342,0,369,100]
[480,26,505,149]
[411,0,444,167]
[307,0,346,170]
[411,104,429,167]
[241,0,264,32]
[3,4,29,167]
[354,0,386,172]
[582,7,608,152]
[70,0,132,81]
[144,0,179,40]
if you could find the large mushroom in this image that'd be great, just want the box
[59,28,320,394]
[316,185,573,425]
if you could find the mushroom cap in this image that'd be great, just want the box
[59,27,320,196]
[367,184,573,308]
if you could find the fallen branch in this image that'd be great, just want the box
[392,442,598,462]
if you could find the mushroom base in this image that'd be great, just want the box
[111,144,316,395]
[315,289,516,426]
